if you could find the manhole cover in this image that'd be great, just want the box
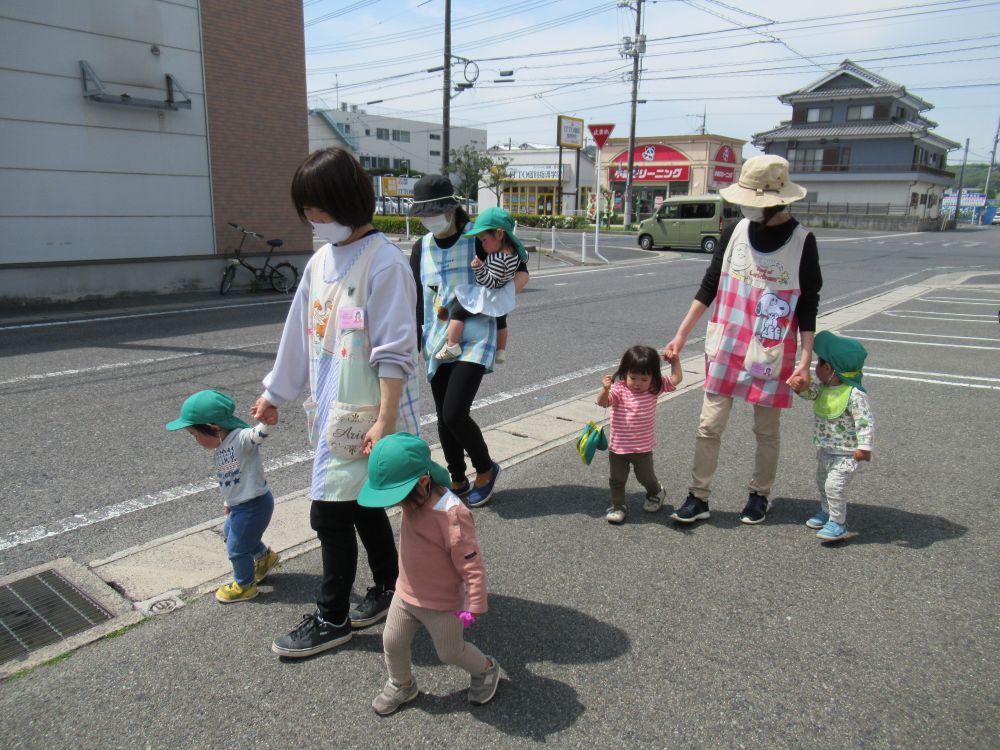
[0,569,114,665]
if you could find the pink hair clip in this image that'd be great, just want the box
[454,610,475,628]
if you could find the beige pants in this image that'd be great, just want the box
[690,391,782,500]
[382,595,489,685]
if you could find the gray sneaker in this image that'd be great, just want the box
[468,657,501,705]
[372,679,419,716]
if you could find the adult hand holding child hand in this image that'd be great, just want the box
[471,257,482,269]
[661,335,684,361]
[251,397,279,425]
[854,449,872,462]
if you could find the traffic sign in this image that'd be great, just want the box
[588,123,615,150]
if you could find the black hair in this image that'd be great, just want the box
[613,345,664,394]
[762,205,788,223]
[290,148,375,227]
[190,424,221,437]
[817,357,828,367]
[453,206,472,232]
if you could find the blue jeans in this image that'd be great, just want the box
[224,491,274,586]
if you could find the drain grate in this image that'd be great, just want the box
[0,569,114,665]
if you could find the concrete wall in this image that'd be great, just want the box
[0,0,213,264]
[790,211,942,232]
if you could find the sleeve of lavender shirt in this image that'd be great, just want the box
[261,254,313,407]
[367,244,418,379]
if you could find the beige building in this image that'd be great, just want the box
[600,134,744,218]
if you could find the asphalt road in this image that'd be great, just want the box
[0,263,998,747]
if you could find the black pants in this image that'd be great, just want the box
[431,361,493,482]
[451,305,507,331]
[310,500,399,624]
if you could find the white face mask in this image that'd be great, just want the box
[741,206,766,223]
[309,219,352,245]
[420,214,452,235]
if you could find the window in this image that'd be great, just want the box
[910,192,919,207]
[919,194,928,205]
[391,130,410,142]
[847,104,875,120]
[392,158,409,171]
[895,107,905,119]
[680,203,715,219]
[429,133,441,141]
[365,128,371,136]
[429,149,440,156]
[360,156,371,169]
[787,147,824,172]
[806,107,832,123]
[376,128,390,140]
[804,191,819,203]
[377,157,389,169]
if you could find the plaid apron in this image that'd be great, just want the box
[702,218,807,409]
[419,232,496,380]
[305,235,420,501]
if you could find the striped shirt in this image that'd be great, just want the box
[607,378,675,454]
[474,250,519,289]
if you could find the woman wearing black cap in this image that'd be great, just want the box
[408,175,529,508]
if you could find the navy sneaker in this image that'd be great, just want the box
[271,612,351,658]
[467,463,500,508]
[349,585,394,629]
[670,494,711,523]
[740,492,769,524]
[451,479,472,497]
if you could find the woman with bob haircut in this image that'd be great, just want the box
[252,147,421,658]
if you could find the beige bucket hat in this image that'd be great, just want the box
[720,154,807,207]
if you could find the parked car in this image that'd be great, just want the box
[636,195,740,253]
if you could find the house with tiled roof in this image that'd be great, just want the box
[753,60,959,218]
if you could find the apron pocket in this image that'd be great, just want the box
[705,321,724,358]
[744,337,784,380]
[325,401,379,460]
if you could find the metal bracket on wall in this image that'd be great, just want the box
[79,60,192,111]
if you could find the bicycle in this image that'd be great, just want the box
[219,222,299,295]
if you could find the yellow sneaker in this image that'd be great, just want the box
[215,581,258,604]
[254,549,281,583]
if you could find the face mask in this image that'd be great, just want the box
[421,214,452,235]
[309,219,352,245]
[741,206,766,223]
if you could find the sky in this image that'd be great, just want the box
[303,0,1000,164]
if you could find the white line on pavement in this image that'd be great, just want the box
[883,310,997,318]
[866,372,1000,390]
[867,366,1000,383]
[0,340,280,386]
[921,296,1000,303]
[823,273,921,305]
[882,312,997,324]
[915,298,1000,306]
[845,329,1000,343]
[850,336,1000,351]
[0,300,292,332]
[820,232,923,242]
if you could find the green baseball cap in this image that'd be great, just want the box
[358,432,451,508]
[814,331,868,392]
[463,207,528,263]
[166,390,251,431]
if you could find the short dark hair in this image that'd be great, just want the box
[190,424,221,437]
[613,345,664,394]
[290,148,375,227]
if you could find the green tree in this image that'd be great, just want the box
[447,145,492,202]
[483,154,513,208]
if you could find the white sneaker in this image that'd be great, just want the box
[643,485,666,513]
[605,506,627,524]
[495,350,507,364]
[435,342,462,361]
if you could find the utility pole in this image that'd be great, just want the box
[953,137,969,227]
[442,0,451,171]
[984,116,1000,218]
[623,0,643,227]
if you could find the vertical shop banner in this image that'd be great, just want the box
[557,116,584,149]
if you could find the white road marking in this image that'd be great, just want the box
[883,310,997,318]
[819,232,923,242]
[921,296,1000,303]
[915,298,1000,306]
[0,340,280,386]
[0,356,623,551]
[823,272,921,305]
[850,336,1000,351]
[0,299,292,332]
[845,329,1000,343]
[553,282,568,286]
[867,366,1000,383]
[866,372,1000,390]
[881,312,997,324]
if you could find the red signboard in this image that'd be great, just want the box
[588,123,615,150]
[714,145,737,164]
[713,166,735,183]
[612,144,689,164]
[610,165,690,182]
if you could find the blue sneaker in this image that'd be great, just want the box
[451,479,472,497]
[805,511,830,529]
[467,463,500,508]
[816,520,849,541]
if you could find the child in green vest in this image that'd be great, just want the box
[789,331,874,541]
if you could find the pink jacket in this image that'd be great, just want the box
[395,490,488,614]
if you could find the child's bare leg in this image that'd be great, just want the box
[497,327,508,352]
[446,318,465,347]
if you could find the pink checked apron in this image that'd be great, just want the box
[702,218,807,409]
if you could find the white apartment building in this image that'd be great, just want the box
[308,104,487,175]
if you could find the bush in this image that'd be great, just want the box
[372,215,416,234]
[509,213,590,230]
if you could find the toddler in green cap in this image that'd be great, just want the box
[436,206,528,365]
[167,390,280,602]
[789,331,875,541]
[358,432,501,716]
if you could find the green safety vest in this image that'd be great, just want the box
[814,384,853,420]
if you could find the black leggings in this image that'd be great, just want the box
[431,361,493,482]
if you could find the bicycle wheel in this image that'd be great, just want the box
[269,262,298,294]
[220,266,237,295]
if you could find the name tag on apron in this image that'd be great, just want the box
[339,306,365,330]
